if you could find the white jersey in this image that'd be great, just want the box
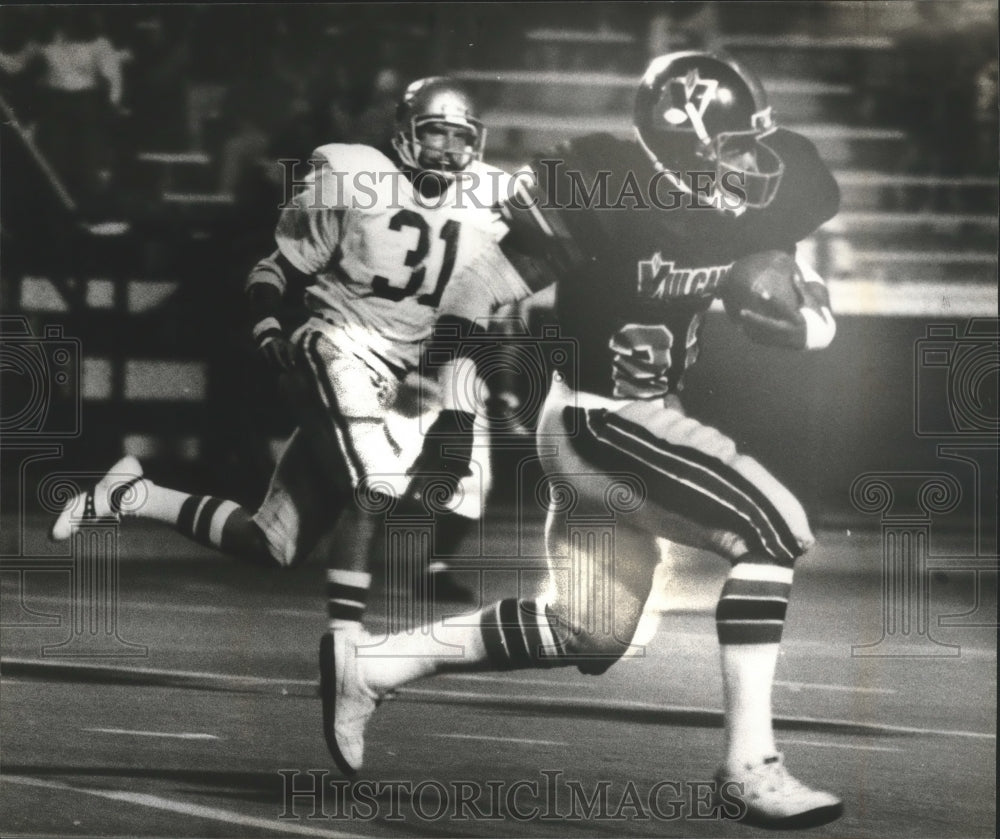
[275,143,512,371]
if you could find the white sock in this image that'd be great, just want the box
[124,480,189,521]
[362,613,489,694]
[720,642,780,773]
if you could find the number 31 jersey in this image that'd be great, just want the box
[275,143,512,371]
[503,131,840,399]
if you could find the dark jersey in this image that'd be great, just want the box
[503,130,840,398]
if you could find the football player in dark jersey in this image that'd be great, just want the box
[322,52,843,830]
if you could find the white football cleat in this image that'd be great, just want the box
[319,629,380,777]
[49,456,144,541]
[717,753,843,829]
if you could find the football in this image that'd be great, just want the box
[722,250,802,323]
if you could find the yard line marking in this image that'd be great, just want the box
[0,593,233,616]
[439,673,593,689]
[83,727,218,740]
[267,607,325,618]
[397,686,997,741]
[1,657,317,688]
[778,738,902,752]
[4,657,995,741]
[434,733,567,747]
[3,775,364,839]
[0,594,334,621]
[776,680,896,695]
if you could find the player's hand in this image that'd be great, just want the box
[404,410,476,510]
[259,335,296,372]
[722,250,835,350]
[252,316,295,372]
[736,309,807,349]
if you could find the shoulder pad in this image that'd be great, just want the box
[458,161,515,215]
[501,160,577,240]
[496,168,586,278]
[310,143,395,177]
[766,129,841,233]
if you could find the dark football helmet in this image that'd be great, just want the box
[392,77,485,178]
[634,51,783,208]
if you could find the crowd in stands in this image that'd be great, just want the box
[1,2,996,223]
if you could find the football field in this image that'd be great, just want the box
[1,517,995,839]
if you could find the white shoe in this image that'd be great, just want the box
[717,753,843,829]
[49,456,144,541]
[319,629,380,776]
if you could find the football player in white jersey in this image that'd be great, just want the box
[50,76,509,660]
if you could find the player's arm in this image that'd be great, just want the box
[245,250,310,371]
[249,150,345,371]
[403,242,531,501]
[405,228,556,504]
[722,249,836,351]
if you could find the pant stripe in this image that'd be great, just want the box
[601,417,790,560]
[585,412,775,557]
[591,413,799,563]
[302,331,364,486]
[603,412,802,559]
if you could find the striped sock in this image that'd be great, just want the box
[717,560,791,769]
[715,561,792,645]
[327,569,372,631]
[480,598,571,670]
[175,496,242,551]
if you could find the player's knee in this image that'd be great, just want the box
[772,488,814,560]
[792,523,816,559]
[661,414,737,462]
[725,450,814,560]
[696,426,737,461]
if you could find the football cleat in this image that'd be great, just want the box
[49,455,144,541]
[717,753,843,829]
[319,629,380,777]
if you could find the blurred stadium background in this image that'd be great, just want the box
[1,1,997,532]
